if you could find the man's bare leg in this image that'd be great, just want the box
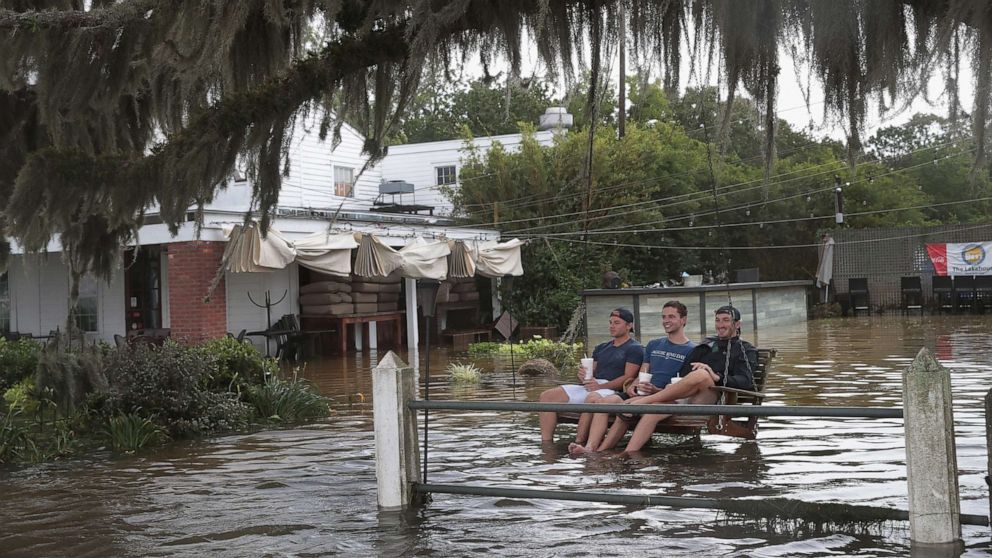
[594,416,631,451]
[581,393,622,450]
[539,386,569,442]
[574,392,605,444]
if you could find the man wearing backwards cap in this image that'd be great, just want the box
[538,308,643,443]
[576,305,757,454]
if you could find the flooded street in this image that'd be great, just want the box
[2,315,991,556]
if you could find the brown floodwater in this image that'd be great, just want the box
[1,315,991,557]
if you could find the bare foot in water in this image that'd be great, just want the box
[568,442,590,455]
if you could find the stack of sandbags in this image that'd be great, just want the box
[350,272,403,313]
[438,276,480,304]
[299,276,353,316]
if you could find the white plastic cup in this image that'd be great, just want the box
[581,358,594,380]
[670,376,682,385]
[669,376,687,403]
[636,371,652,395]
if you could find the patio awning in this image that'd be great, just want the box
[225,222,525,279]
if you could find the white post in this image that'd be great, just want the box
[404,277,419,352]
[372,351,422,509]
[353,323,363,351]
[902,347,961,546]
[369,321,378,349]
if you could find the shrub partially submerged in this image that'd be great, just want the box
[247,376,328,422]
[469,338,583,371]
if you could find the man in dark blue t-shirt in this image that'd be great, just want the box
[539,308,643,443]
[572,300,694,454]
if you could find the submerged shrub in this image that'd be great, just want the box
[3,377,40,414]
[467,339,583,371]
[193,337,277,393]
[0,338,41,392]
[247,377,329,422]
[100,341,251,437]
[103,413,167,453]
[34,344,107,414]
[448,362,482,384]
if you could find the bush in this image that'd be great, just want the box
[0,412,35,463]
[247,377,329,422]
[468,338,583,371]
[448,362,482,383]
[3,377,40,414]
[99,341,251,437]
[0,338,41,393]
[193,337,277,393]
[35,344,107,414]
[103,413,167,453]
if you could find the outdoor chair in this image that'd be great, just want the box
[953,276,976,313]
[226,329,248,343]
[932,276,954,313]
[114,334,127,348]
[975,276,992,313]
[1,331,23,341]
[900,276,923,315]
[848,278,871,316]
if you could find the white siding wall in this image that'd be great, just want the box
[7,254,125,342]
[378,131,556,215]
[225,263,299,353]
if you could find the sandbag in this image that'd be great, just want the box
[300,292,352,305]
[378,302,399,312]
[352,282,402,294]
[377,292,400,303]
[352,292,377,303]
[301,302,353,316]
[459,291,480,302]
[300,280,352,294]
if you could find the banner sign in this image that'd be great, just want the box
[926,241,992,276]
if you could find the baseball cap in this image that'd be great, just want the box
[610,308,635,324]
[715,305,741,321]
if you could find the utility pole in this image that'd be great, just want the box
[618,2,626,139]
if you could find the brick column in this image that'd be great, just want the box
[167,241,227,342]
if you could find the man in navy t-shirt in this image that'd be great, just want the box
[571,300,694,454]
[538,308,643,443]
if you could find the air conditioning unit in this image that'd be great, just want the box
[380,180,415,195]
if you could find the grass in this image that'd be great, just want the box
[247,377,329,422]
[447,362,482,384]
[103,413,167,454]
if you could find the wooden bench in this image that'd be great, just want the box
[442,328,492,351]
[558,348,776,441]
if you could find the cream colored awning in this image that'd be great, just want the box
[225,223,524,279]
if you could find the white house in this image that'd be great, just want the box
[1,111,557,352]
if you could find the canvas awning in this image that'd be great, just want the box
[225,222,525,279]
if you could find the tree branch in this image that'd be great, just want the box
[0,0,161,31]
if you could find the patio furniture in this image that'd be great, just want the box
[975,276,992,313]
[848,278,871,315]
[932,276,954,313]
[953,276,976,313]
[900,276,923,315]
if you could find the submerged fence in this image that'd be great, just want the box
[371,349,985,547]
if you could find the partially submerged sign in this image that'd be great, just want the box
[495,311,518,340]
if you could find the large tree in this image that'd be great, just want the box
[2,0,992,294]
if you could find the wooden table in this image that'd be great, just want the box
[304,311,405,354]
[442,328,492,351]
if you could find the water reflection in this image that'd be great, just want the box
[1,316,991,556]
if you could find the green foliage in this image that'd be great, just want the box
[397,76,555,143]
[0,337,41,392]
[468,339,583,371]
[247,376,329,422]
[103,413,167,454]
[447,362,482,384]
[193,336,277,394]
[99,341,251,437]
[0,412,35,463]
[3,377,39,415]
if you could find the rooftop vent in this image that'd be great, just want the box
[538,107,574,132]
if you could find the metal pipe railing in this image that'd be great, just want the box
[408,400,904,419]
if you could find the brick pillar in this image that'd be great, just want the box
[167,241,227,342]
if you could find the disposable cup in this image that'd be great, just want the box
[636,372,652,395]
[581,357,594,380]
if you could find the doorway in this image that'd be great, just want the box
[123,246,163,332]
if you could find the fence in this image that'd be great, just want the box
[372,348,985,547]
[830,223,992,308]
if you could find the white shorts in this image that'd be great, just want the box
[561,380,617,404]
